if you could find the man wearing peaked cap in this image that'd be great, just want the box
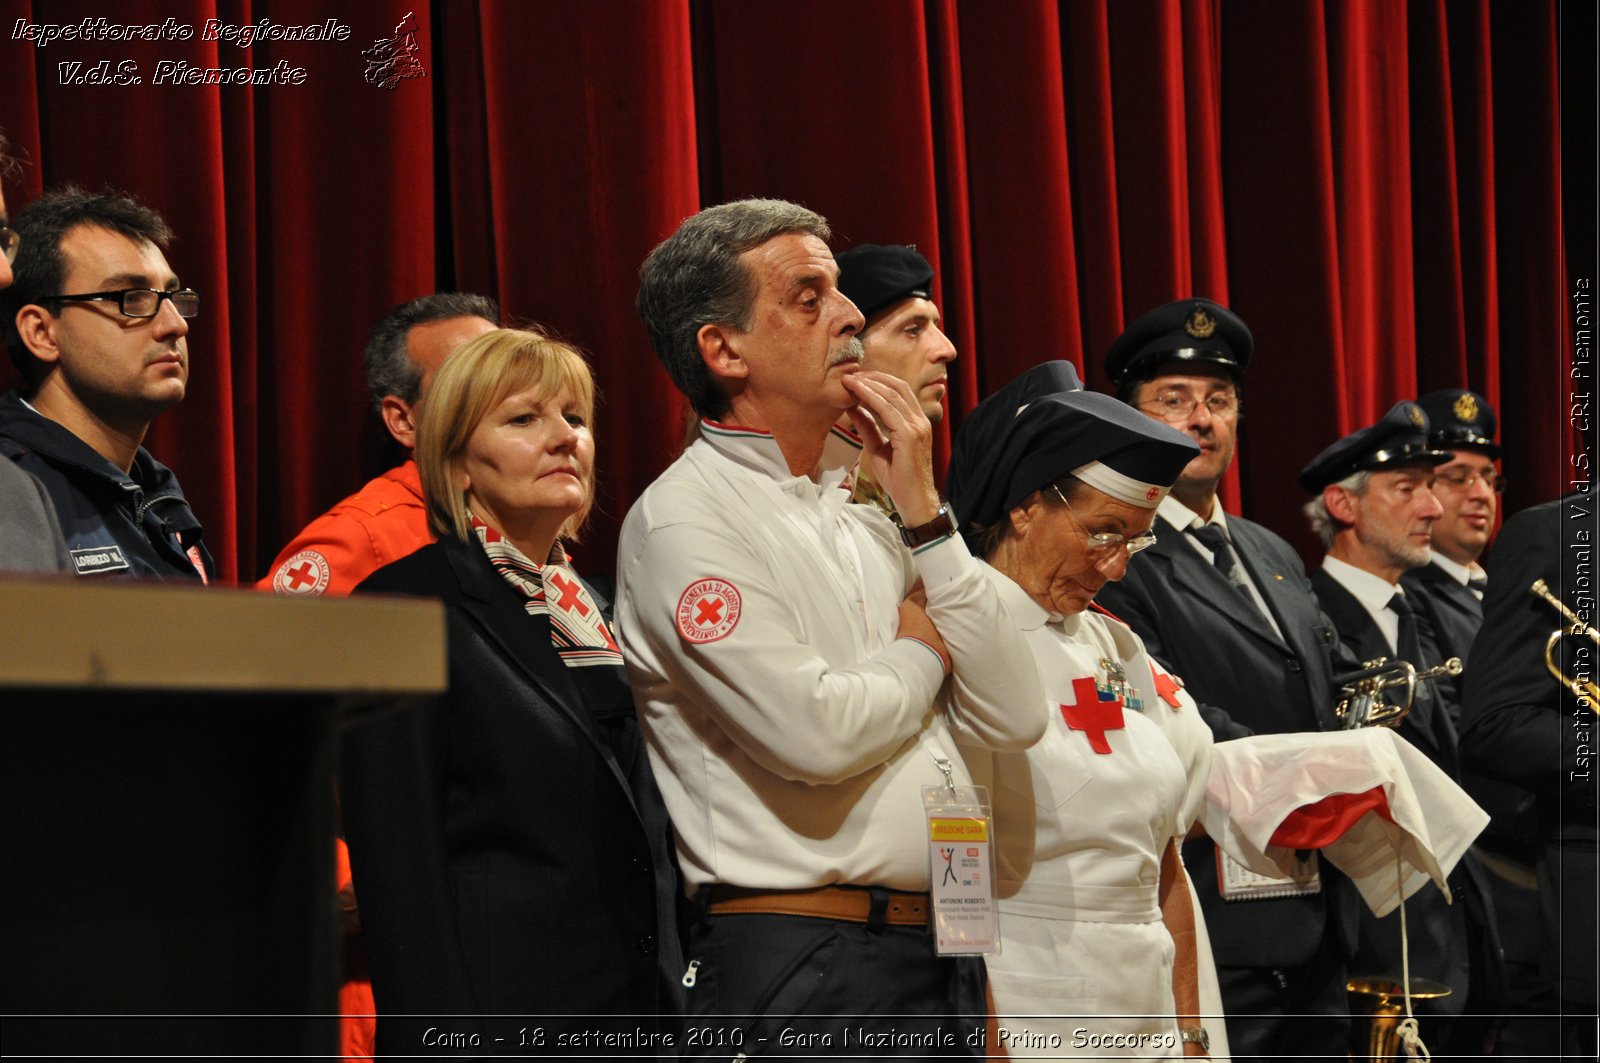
[1303,402,1505,1053]
[1096,298,1364,1062]
[1104,297,1252,394]
[1298,399,1450,492]
[1404,389,1531,1057]
[836,244,956,423]
[1403,388,1502,664]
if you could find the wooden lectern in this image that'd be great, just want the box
[0,577,446,1057]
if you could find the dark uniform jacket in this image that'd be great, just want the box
[0,391,213,581]
[1312,566,1504,1013]
[1461,488,1597,1010]
[1098,515,1360,970]
[341,536,684,1054]
[1405,557,1540,860]
[1403,560,1484,667]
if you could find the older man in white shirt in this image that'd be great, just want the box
[618,199,1045,1058]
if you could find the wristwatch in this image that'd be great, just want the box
[899,503,956,549]
[1179,1027,1210,1052]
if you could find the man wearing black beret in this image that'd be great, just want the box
[835,244,956,424]
[835,244,958,517]
[1096,298,1361,1061]
[1302,401,1505,1054]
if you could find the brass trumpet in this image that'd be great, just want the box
[1334,656,1464,729]
[1530,579,1599,712]
[1346,974,1453,1062]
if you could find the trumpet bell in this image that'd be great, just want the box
[1346,975,1453,1061]
[1530,580,1600,713]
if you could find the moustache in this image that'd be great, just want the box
[828,337,865,367]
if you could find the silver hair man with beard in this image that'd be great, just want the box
[1300,400,1506,1054]
[618,199,1045,1057]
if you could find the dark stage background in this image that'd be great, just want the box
[2,0,1593,584]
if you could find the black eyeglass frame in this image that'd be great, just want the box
[0,223,18,265]
[40,287,201,319]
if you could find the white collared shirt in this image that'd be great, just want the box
[1428,552,1486,599]
[1320,555,1405,653]
[616,419,1047,892]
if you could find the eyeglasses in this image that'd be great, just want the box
[42,287,200,319]
[0,223,18,265]
[1049,483,1158,559]
[1138,391,1239,423]
[1433,467,1506,493]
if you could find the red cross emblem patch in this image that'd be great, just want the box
[272,549,330,596]
[1151,664,1186,709]
[1060,676,1125,754]
[676,578,742,644]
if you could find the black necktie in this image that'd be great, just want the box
[1388,591,1435,707]
[1387,592,1419,660]
[1467,575,1487,599]
[1190,525,1245,590]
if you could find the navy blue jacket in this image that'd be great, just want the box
[0,391,214,581]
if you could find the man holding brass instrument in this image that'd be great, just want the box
[1462,484,1598,1059]
[1300,401,1507,1055]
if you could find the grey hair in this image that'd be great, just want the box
[1303,469,1371,548]
[362,291,500,410]
[973,476,1085,560]
[636,198,831,419]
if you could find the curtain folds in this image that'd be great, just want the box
[0,0,1580,582]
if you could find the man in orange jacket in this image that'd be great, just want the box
[260,292,497,596]
[258,292,496,1058]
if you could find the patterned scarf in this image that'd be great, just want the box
[471,516,623,668]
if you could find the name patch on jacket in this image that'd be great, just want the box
[71,545,130,575]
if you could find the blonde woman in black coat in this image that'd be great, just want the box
[341,329,681,1054]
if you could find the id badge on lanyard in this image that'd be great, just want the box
[923,753,999,955]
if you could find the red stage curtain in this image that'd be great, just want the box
[0,0,1583,582]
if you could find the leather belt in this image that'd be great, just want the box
[705,884,930,927]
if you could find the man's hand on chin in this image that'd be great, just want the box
[844,371,940,527]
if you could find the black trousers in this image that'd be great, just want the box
[681,898,988,1061]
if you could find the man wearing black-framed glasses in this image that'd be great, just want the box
[0,186,214,582]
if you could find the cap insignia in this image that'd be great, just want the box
[1184,307,1216,339]
[1406,403,1424,426]
[1453,393,1478,422]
